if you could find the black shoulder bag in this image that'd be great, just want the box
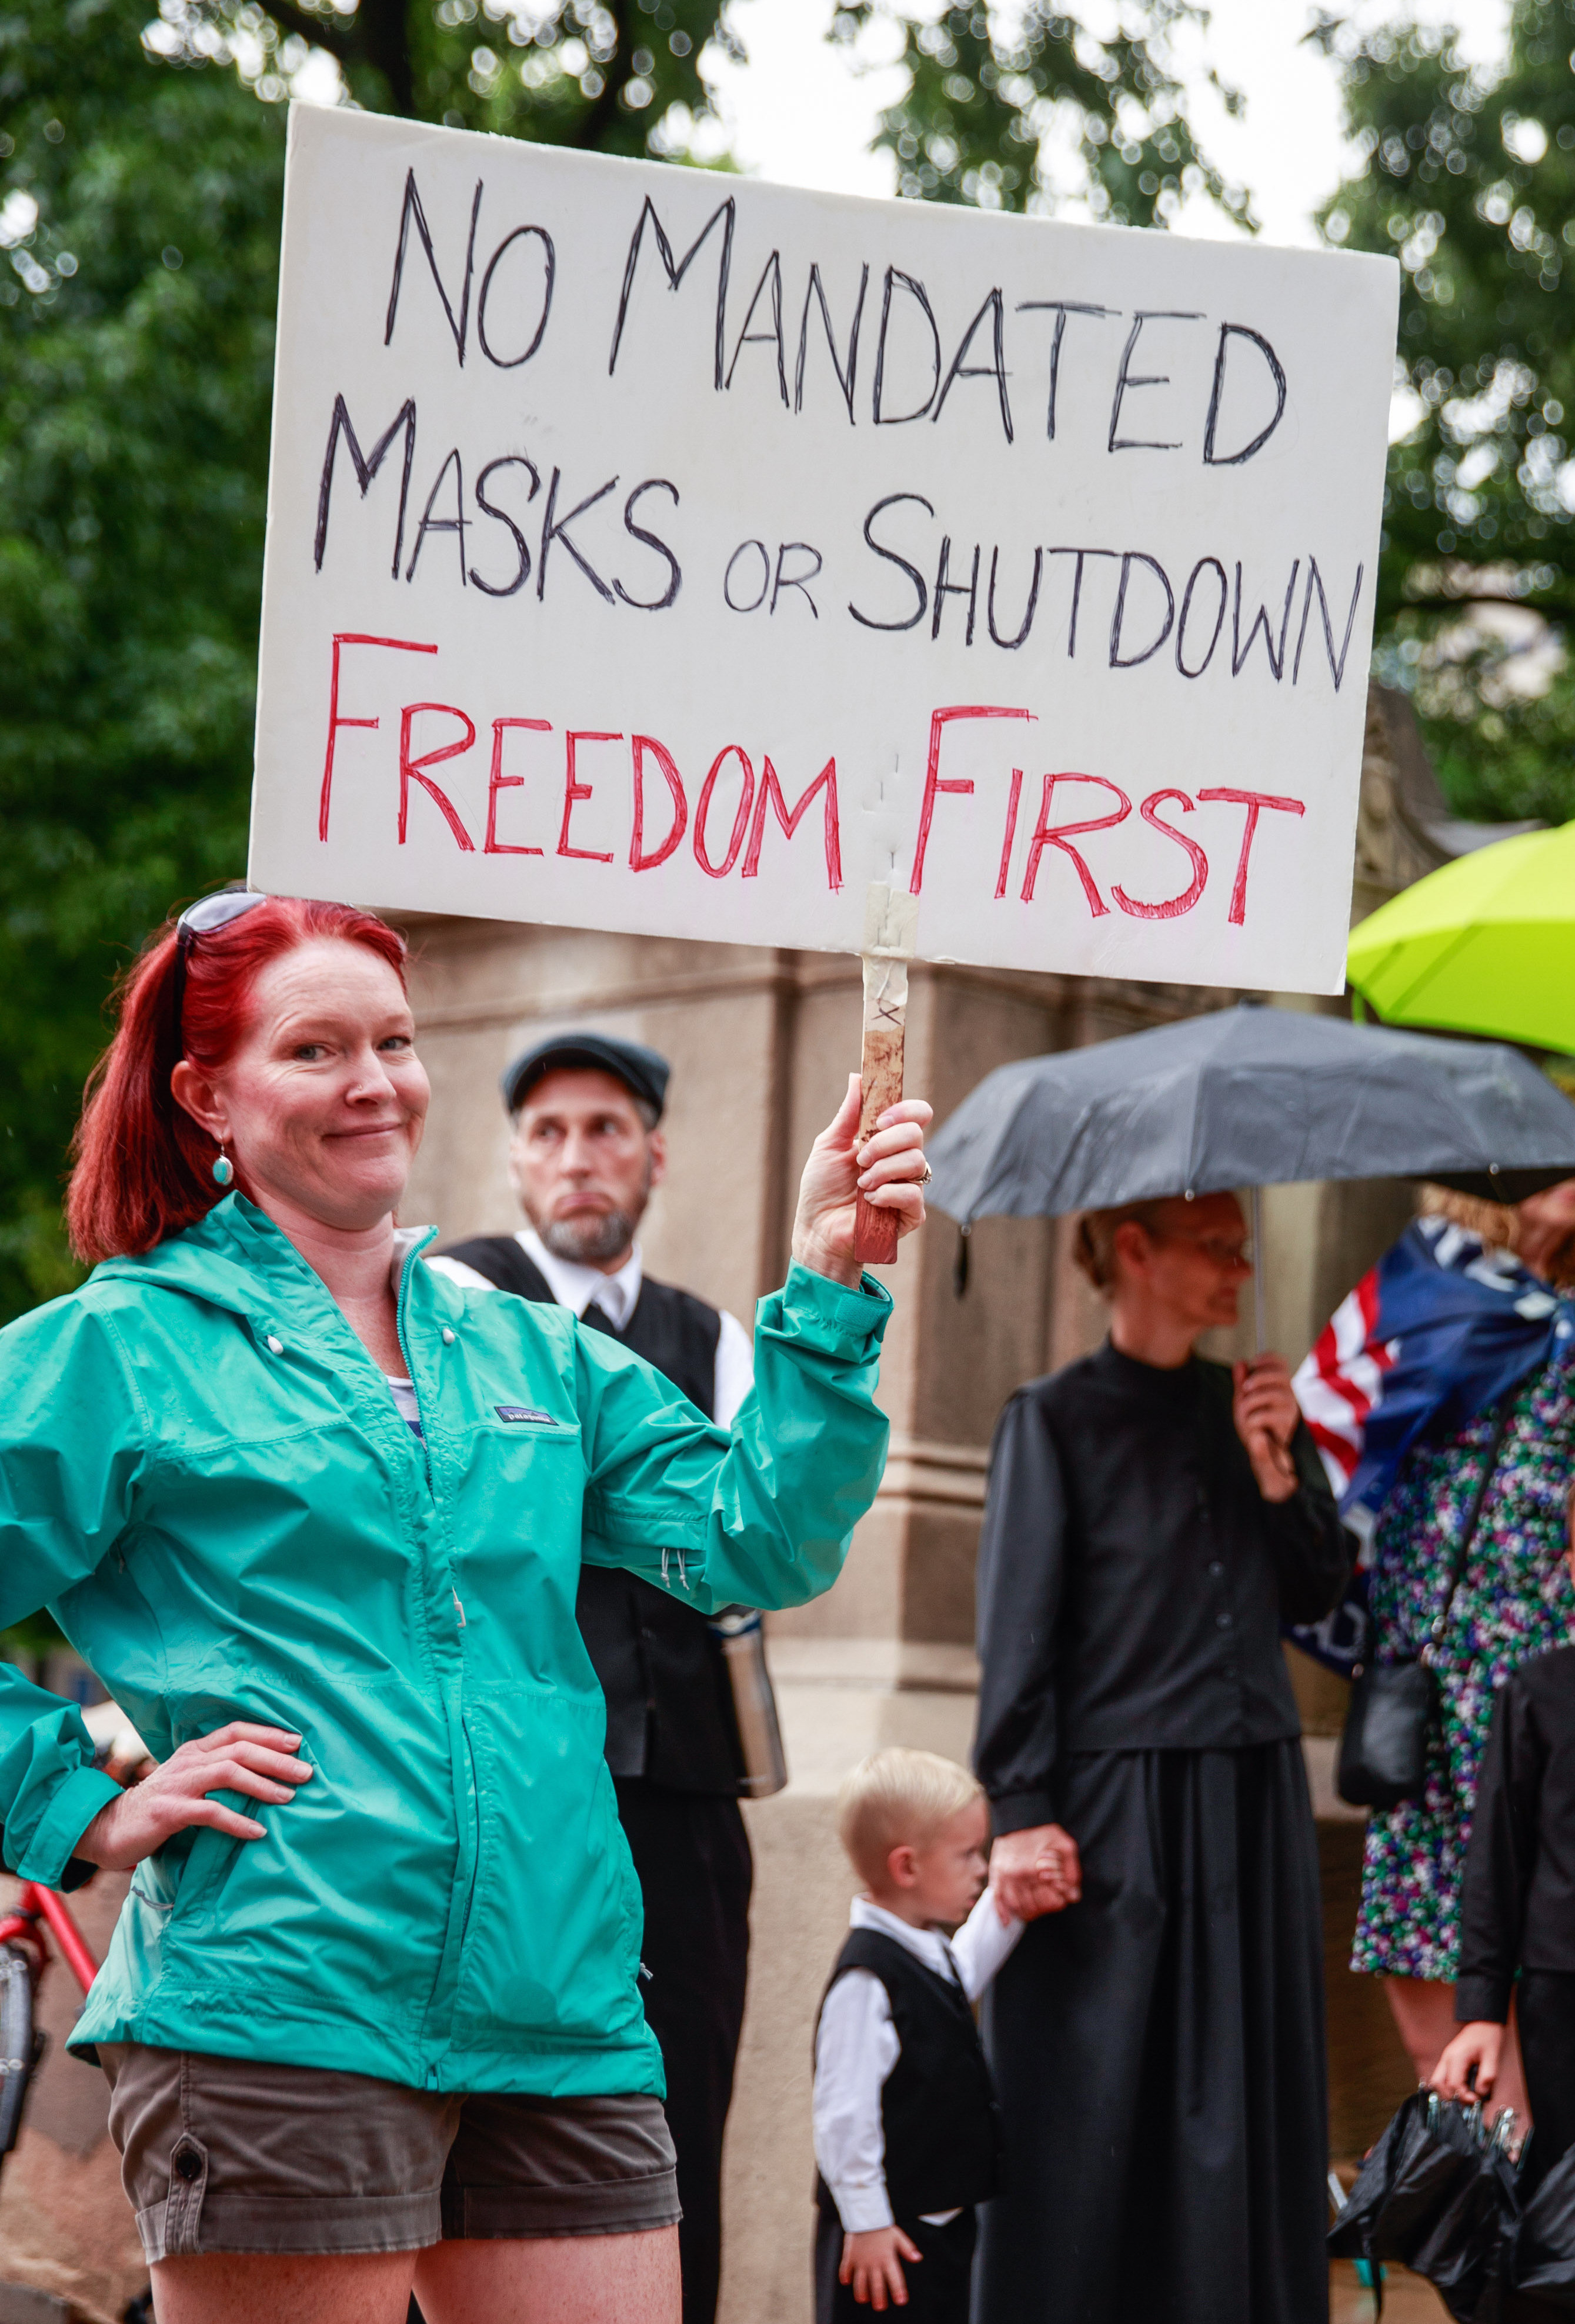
[1336,1401,1517,1810]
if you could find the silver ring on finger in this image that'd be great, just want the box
[918,1162,933,1186]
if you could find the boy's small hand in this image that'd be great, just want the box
[990,1824,1081,1921]
[1432,2021,1505,2104]
[840,2226,921,2309]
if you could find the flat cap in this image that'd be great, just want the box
[501,1032,670,1121]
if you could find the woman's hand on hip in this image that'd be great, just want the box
[74,1722,313,1872]
[791,1072,933,1289]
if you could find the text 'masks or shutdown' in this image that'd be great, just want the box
[249,106,1399,995]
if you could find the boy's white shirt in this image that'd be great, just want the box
[813,1888,1023,2236]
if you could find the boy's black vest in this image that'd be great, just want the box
[439,1235,744,1794]
[815,1929,1002,2223]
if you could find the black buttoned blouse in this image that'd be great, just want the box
[974,1341,1351,1835]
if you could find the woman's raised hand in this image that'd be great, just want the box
[75,1722,313,1872]
[792,1072,933,1289]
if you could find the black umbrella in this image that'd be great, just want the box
[925,1004,1575,1345]
[927,1003,1575,1223]
[1329,2088,1575,2319]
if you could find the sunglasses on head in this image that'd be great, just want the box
[167,889,409,1049]
[169,888,270,1046]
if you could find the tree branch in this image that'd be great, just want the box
[1400,591,1573,613]
[570,61,635,149]
[569,0,638,150]
[256,0,358,65]
[358,0,415,122]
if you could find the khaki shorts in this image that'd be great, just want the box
[101,2045,680,2261]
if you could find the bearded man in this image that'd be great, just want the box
[429,1033,755,2324]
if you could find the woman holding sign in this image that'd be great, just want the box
[0,889,930,2324]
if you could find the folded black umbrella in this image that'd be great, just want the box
[925,1004,1575,1229]
[1331,2091,1519,2321]
[1513,2143,1575,2309]
[1330,2090,1575,2320]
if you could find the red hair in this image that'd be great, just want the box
[68,896,409,1265]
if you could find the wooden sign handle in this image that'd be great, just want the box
[852,881,917,1271]
[853,1018,903,1267]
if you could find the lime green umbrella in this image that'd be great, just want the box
[1346,819,1575,1058]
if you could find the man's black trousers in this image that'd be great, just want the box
[615,1779,752,2324]
[1518,1972,1575,2191]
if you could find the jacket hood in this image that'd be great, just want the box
[88,1194,439,1319]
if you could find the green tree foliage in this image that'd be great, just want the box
[0,0,284,1318]
[0,0,733,1331]
[1312,3,1575,822]
[164,0,736,155]
[832,1,1248,228]
[0,0,1239,1336]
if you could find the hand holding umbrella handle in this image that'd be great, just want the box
[1232,1356,1300,1503]
[1432,2023,1504,2105]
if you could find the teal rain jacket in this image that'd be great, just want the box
[0,1196,891,2094]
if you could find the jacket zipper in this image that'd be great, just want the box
[393,1239,483,2003]
[393,1248,458,1626]
[393,1250,435,1500]
[458,1715,482,1950]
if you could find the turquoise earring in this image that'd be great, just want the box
[212,1147,233,1188]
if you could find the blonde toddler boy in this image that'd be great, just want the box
[812,1748,1046,2322]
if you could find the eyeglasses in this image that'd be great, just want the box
[1151,1229,1254,1269]
[169,888,269,1047]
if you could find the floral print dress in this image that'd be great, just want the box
[1352,1328,1575,1981]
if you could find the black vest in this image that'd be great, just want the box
[439,1235,745,1795]
[815,1929,1002,2223]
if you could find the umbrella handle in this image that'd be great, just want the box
[1250,1183,1266,1357]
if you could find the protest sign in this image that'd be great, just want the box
[250,105,1398,994]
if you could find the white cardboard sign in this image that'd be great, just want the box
[250,105,1398,993]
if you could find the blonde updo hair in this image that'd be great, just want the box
[836,1748,984,1888]
[1420,1183,1575,1289]
[1071,1199,1177,1296]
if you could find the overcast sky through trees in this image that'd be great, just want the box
[709,0,1513,245]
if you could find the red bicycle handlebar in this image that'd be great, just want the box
[0,1882,98,1997]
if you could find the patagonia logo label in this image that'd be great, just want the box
[495,1405,555,1425]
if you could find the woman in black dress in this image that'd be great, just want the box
[973,1192,1350,2324]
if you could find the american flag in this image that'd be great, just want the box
[1287,1217,1564,1672]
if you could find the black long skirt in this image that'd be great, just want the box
[977,1741,1327,2324]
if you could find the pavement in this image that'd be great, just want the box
[1332,2259,1446,2319]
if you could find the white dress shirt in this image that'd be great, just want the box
[813,1891,1023,2235]
[426,1228,755,1425]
